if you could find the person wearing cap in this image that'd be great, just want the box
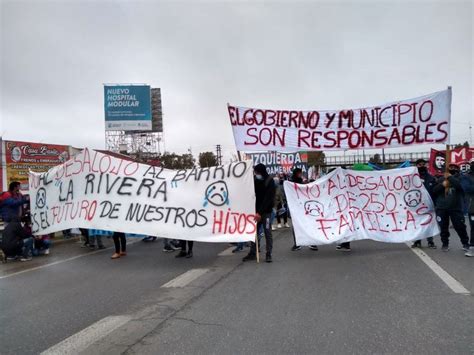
[432,163,470,252]
[460,161,474,257]
[411,158,437,249]
[243,163,276,263]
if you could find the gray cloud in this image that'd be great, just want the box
[1,0,472,159]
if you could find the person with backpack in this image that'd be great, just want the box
[243,163,276,263]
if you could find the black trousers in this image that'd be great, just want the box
[113,232,126,253]
[180,240,193,252]
[250,213,273,256]
[467,214,474,246]
[436,209,469,246]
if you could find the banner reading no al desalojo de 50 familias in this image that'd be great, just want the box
[228,89,451,152]
[29,149,256,243]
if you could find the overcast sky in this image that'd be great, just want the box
[1,0,472,161]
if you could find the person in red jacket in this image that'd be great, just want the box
[0,182,29,224]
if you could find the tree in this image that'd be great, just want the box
[454,141,470,149]
[159,152,195,169]
[369,153,382,165]
[199,151,218,167]
[306,151,325,167]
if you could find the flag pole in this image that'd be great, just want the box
[255,231,260,263]
[445,86,452,195]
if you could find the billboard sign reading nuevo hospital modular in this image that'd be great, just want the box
[104,85,152,131]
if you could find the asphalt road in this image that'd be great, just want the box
[0,228,472,354]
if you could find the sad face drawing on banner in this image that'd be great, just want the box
[203,181,230,207]
[304,200,324,217]
[36,187,47,209]
[404,190,422,208]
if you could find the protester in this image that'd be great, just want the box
[0,216,33,261]
[243,163,276,263]
[290,168,318,252]
[88,229,109,250]
[175,240,193,258]
[111,231,127,259]
[0,181,29,225]
[163,238,180,252]
[433,163,470,252]
[273,176,289,229]
[411,158,437,249]
[460,161,474,257]
[33,234,51,256]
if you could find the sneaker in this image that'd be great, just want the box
[265,254,272,263]
[232,247,243,253]
[462,244,470,252]
[81,243,89,248]
[44,249,50,255]
[271,225,276,231]
[6,256,17,261]
[242,254,256,262]
[20,256,32,262]
[111,253,121,259]
[186,251,193,258]
[411,241,421,248]
[441,244,450,252]
[291,245,302,251]
[428,242,437,249]
[309,245,319,251]
[175,251,187,258]
[163,246,175,253]
[336,245,351,252]
[277,224,282,229]
[120,252,127,256]
[284,223,290,228]
[89,245,96,250]
[98,245,106,250]
[465,247,474,257]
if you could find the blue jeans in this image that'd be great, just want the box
[32,239,51,256]
[22,238,34,258]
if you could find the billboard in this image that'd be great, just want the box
[151,88,163,132]
[104,85,152,131]
[4,140,69,190]
[244,151,308,176]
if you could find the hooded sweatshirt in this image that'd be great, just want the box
[254,163,276,216]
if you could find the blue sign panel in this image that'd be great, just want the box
[104,85,152,131]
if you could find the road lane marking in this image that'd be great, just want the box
[40,315,131,355]
[408,244,470,295]
[0,240,140,280]
[161,268,209,288]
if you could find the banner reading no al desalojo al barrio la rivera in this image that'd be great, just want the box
[284,167,440,245]
[29,149,256,242]
[228,89,451,152]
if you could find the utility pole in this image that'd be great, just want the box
[216,144,222,166]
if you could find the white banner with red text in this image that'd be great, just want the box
[228,89,451,152]
[29,149,256,242]
[284,167,440,245]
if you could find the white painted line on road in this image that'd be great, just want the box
[40,315,131,355]
[218,247,235,256]
[161,268,209,288]
[0,240,141,280]
[408,244,470,295]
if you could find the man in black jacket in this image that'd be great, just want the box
[460,161,474,257]
[412,159,437,249]
[243,163,276,263]
[433,163,470,252]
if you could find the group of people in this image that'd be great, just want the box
[415,159,474,256]
[0,182,50,262]
[1,159,474,264]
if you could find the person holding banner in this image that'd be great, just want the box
[111,232,127,259]
[243,163,276,263]
[290,168,319,252]
[412,159,437,249]
[460,161,474,257]
[433,164,470,252]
